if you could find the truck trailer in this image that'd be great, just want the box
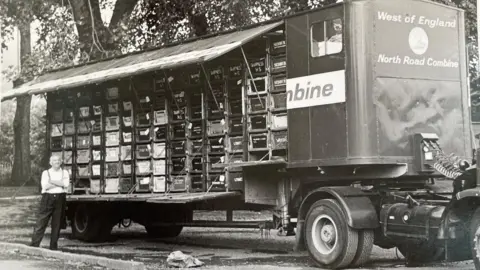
[3,0,480,268]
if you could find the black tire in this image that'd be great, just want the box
[397,242,444,266]
[145,225,183,238]
[350,230,374,267]
[470,208,480,270]
[305,199,359,269]
[71,205,112,242]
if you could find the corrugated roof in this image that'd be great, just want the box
[1,21,283,101]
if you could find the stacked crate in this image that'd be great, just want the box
[89,90,105,193]
[63,96,76,188]
[268,33,288,159]
[104,87,122,193]
[205,66,227,191]
[119,87,134,193]
[168,74,190,192]
[246,52,270,161]
[133,80,154,192]
[224,63,246,190]
[75,91,95,193]
[244,31,288,162]
[48,92,73,192]
[187,69,205,192]
[152,77,169,193]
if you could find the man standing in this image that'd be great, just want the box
[30,155,70,250]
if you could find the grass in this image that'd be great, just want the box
[0,186,39,198]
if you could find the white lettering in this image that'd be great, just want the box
[418,16,456,28]
[286,71,345,109]
[403,56,425,65]
[378,54,401,64]
[377,11,402,22]
[427,58,459,68]
[376,10,457,29]
[377,54,460,69]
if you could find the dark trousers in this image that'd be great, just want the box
[30,193,66,250]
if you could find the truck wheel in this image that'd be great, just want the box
[469,208,480,269]
[145,226,183,238]
[72,205,112,242]
[305,199,359,269]
[350,230,374,267]
[397,243,444,266]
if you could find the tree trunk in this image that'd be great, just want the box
[11,95,32,186]
[11,23,32,186]
[69,0,115,59]
[188,12,209,37]
[109,0,139,30]
[69,0,138,60]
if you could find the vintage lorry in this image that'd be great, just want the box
[3,0,480,268]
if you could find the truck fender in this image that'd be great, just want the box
[436,187,480,240]
[294,186,378,252]
[456,187,480,201]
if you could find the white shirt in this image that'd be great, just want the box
[41,168,70,194]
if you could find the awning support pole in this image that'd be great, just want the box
[162,70,181,112]
[200,63,221,111]
[240,46,264,108]
[129,77,148,113]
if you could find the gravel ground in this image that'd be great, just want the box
[0,249,109,270]
[0,187,475,270]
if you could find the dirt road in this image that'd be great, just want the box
[0,198,475,270]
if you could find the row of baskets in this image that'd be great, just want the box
[246,113,287,131]
[247,54,286,76]
[70,160,168,177]
[249,130,288,150]
[51,134,246,160]
[247,93,287,113]
[67,156,240,178]
[88,176,167,194]
[51,116,245,141]
[52,144,166,163]
[56,132,286,163]
[85,171,241,194]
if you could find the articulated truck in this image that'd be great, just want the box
[3,0,480,268]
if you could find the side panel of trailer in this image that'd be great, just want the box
[285,0,472,173]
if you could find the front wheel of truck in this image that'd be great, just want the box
[470,207,480,270]
[305,199,359,269]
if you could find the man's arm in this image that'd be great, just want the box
[41,171,59,191]
[49,172,67,187]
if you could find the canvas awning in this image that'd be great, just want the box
[1,21,283,101]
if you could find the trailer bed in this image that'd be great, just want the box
[67,191,241,204]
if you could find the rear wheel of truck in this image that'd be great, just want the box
[305,199,359,269]
[145,225,184,238]
[350,230,374,267]
[397,242,444,266]
[469,207,480,269]
[71,204,112,242]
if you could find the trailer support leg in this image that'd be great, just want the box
[294,220,306,251]
[226,210,233,222]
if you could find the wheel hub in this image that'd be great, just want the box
[321,224,336,244]
[74,207,89,233]
[312,215,338,255]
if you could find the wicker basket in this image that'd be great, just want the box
[105,147,119,162]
